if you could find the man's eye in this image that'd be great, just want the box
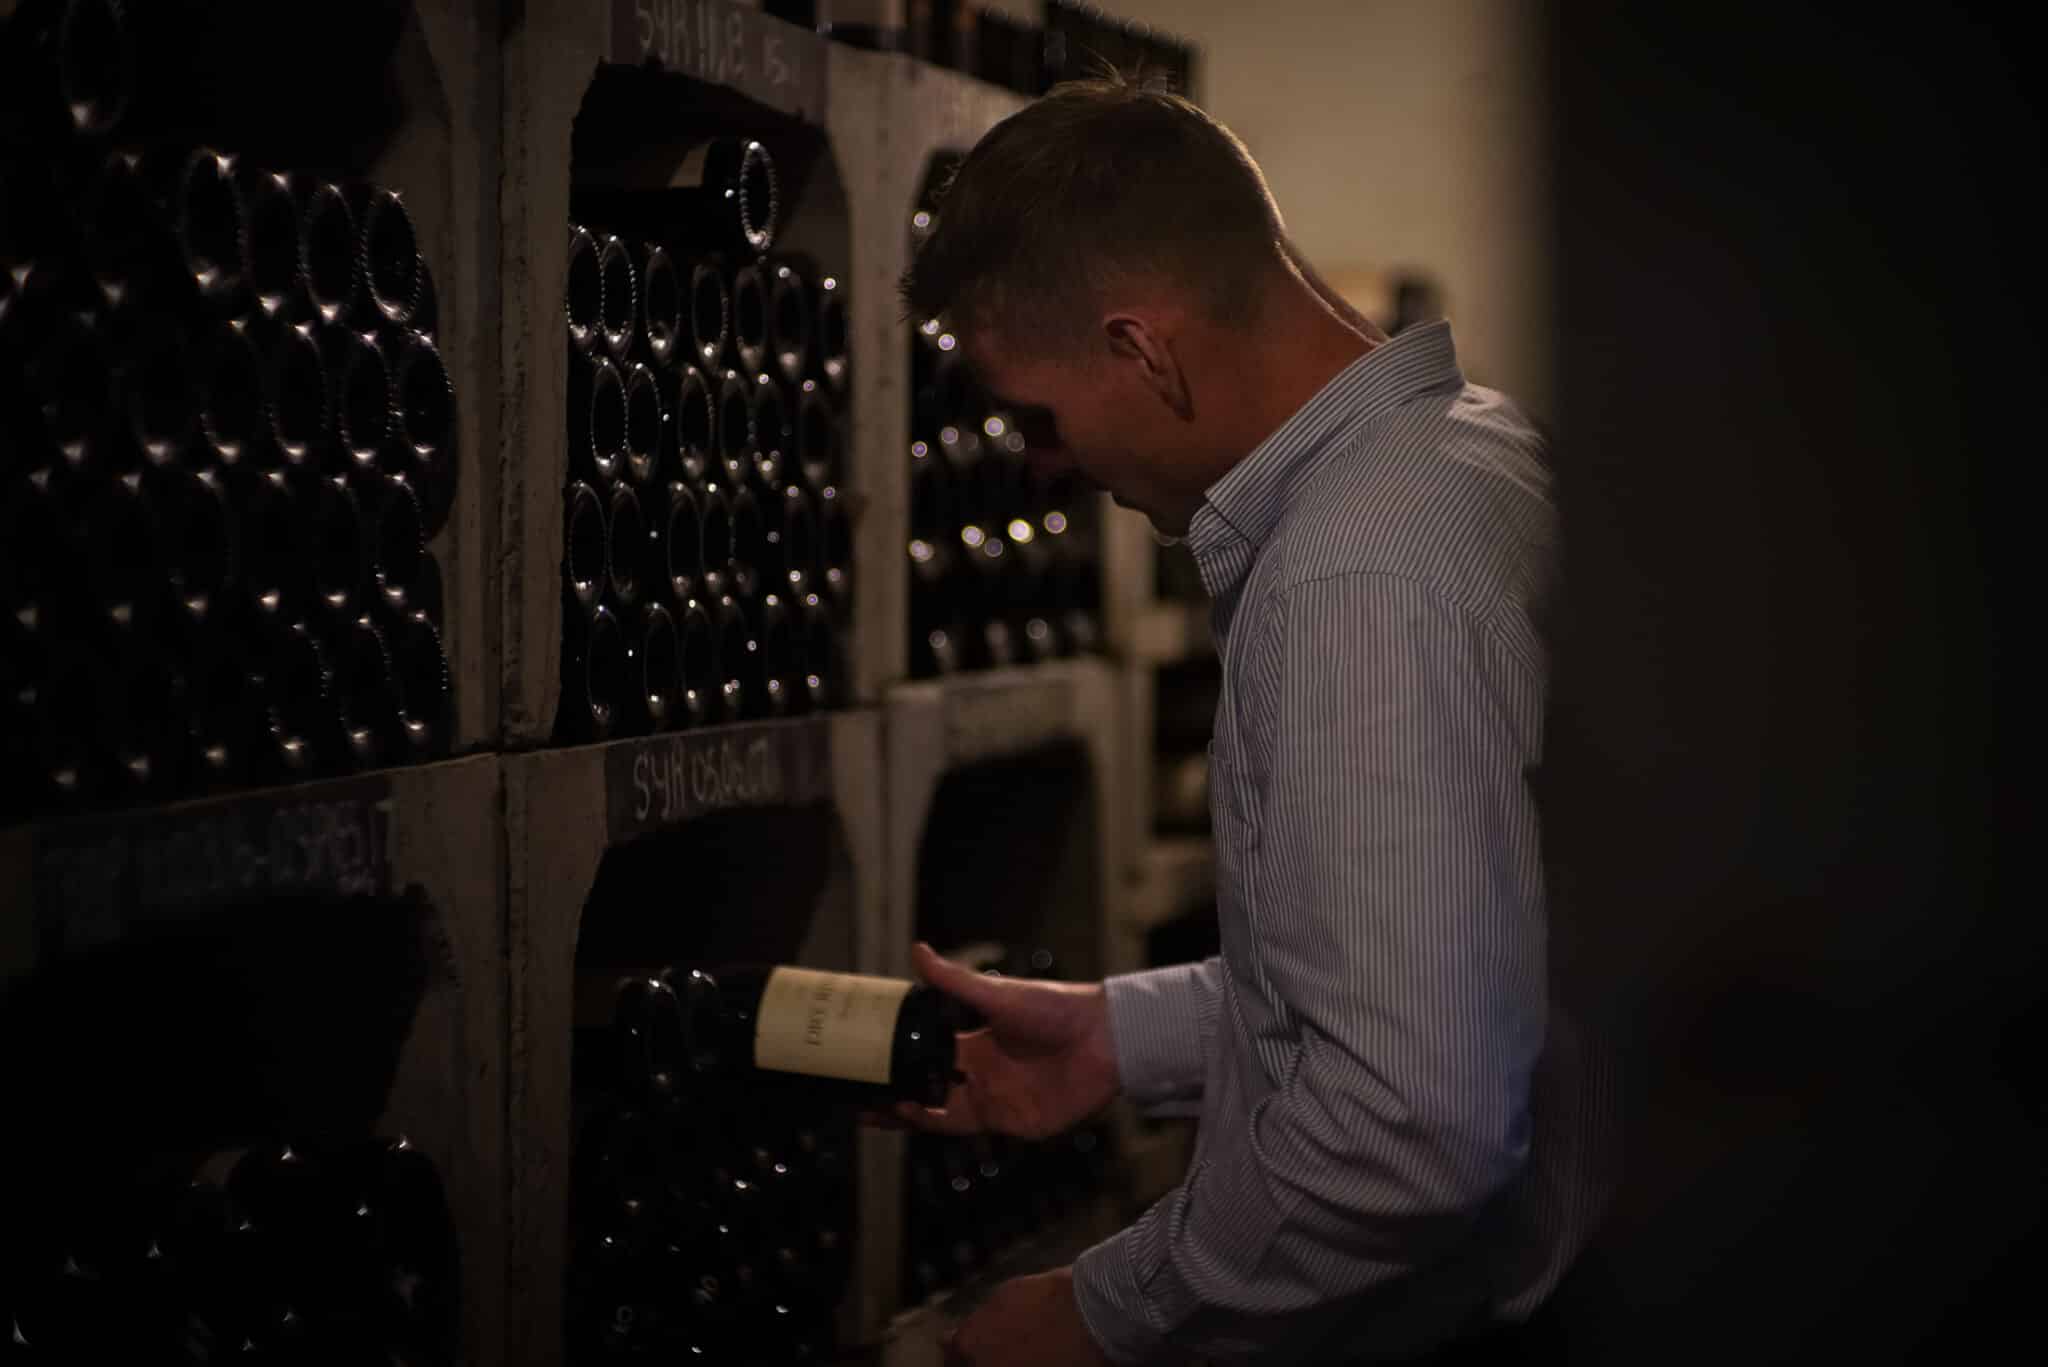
[1014,407,1060,450]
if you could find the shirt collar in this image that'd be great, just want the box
[1186,321,1465,571]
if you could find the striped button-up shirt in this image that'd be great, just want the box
[1073,323,1614,1363]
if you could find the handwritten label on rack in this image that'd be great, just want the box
[606,717,833,841]
[943,677,1078,764]
[34,779,392,956]
[612,0,827,121]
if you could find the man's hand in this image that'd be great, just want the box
[945,1268,1112,1367]
[877,942,1119,1140]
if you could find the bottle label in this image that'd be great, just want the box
[753,968,910,1086]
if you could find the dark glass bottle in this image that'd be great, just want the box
[328,611,400,770]
[605,480,646,616]
[749,374,790,489]
[263,318,332,472]
[253,617,340,776]
[767,483,819,599]
[560,600,627,743]
[712,369,753,489]
[670,965,958,1106]
[334,1136,459,1357]
[329,325,393,475]
[669,594,716,731]
[726,481,764,603]
[306,472,369,623]
[564,222,604,356]
[352,184,424,330]
[766,262,811,385]
[117,318,201,470]
[568,352,628,487]
[594,232,636,364]
[673,138,780,257]
[709,592,750,723]
[818,485,852,618]
[563,479,608,619]
[795,380,840,492]
[241,167,309,324]
[364,472,426,616]
[696,480,735,601]
[686,259,730,374]
[620,359,662,486]
[792,591,840,713]
[815,275,849,400]
[729,262,770,378]
[302,182,364,329]
[638,601,686,734]
[667,363,716,485]
[638,242,682,368]
[234,466,311,620]
[388,328,455,534]
[385,606,451,758]
[199,317,267,469]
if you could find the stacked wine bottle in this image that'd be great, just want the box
[0,1135,459,1362]
[559,138,854,743]
[1,9,456,820]
[905,320,1103,678]
[568,972,861,1364]
[900,947,1116,1303]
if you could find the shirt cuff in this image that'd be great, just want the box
[1072,1214,1171,1365]
[1103,959,1220,1110]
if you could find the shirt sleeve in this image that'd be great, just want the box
[1072,573,1549,1363]
[1103,958,1224,1118]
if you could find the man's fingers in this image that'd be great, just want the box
[892,1097,987,1137]
[912,941,1012,1020]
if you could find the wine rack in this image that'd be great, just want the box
[6,4,1208,1364]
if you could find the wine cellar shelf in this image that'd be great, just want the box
[6,3,1206,1364]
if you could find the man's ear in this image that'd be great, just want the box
[1104,313,1193,420]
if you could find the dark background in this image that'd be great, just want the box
[1541,1,2038,1357]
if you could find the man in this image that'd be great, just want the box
[889,76,1613,1365]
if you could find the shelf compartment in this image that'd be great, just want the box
[0,753,508,1367]
[505,709,887,1365]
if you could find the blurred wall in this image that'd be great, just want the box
[1079,0,1552,417]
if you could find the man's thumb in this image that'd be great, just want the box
[912,941,1008,1023]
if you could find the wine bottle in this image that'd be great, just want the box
[334,1135,459,1354]
[697,479,735,600]
[565,222,604,356]
[712,368,753,488]
[594,232,636,363]
[818,484,852,616]
[302,182,363,328]
[163,147,253,319]
[563,479,608,619]
[28,311,116,481]
[677,594,719,729]
[729,262,770,378]
[749,373,791,488]
[793,590,840,713]
[656,480,703,605]
[605,480,646,613]
[686,258,730,373]
[306,470,369,622]
[670,965,958,1106]
[815,274,849,399]
[621,358,662,485]
[385,606,451,757]
[727,481,764,603]
[753,590,797,718]
[331,325,394,474]
[157,464,234,622]
[116,317,200,469]
[263,318,331,472]
[795,380,839,491]
[638,241,682,367]
[638,601,686,734]
[354,184,424,329]
[365,472,426,615]
[709,591,752,722]
[673,138,779,257]
[568,352,628,486]
[233,466,310,619]
[199,316,266,468]
[241,167,310,324]
[254,617,340,775]
[767,483,819,598]
[766,262,812,385]
[328,610,400,769]
[560,600,627,742]
[667,362,716,485]
[388,328,455,531]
